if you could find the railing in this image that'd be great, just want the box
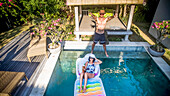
[82,10,89,16]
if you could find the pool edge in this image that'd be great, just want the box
[29,52,61,96]
[144,46,170,80]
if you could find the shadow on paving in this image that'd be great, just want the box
[0,29,46,96]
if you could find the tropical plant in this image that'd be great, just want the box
[0,0,67,31]
[30,11,73,49]
[151,20,170,52]
[20,0,67,24]
[0,0,25,28]
[30,12,60,48]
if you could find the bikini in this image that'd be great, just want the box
[86,62,95,74]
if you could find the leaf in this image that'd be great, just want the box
[168,35,170,38]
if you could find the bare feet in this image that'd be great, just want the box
[105,52,109,57]
[79,88,82,93]
[83,88,86,93]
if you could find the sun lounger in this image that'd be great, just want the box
[27,36,48,62]
[74,53,106,96]
[0,71,28,96]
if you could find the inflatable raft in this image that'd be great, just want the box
[74,53,106,96]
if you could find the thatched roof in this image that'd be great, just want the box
[67,0,144,6]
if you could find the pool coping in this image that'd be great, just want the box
[144,46,170,80]
[29,41,170,96]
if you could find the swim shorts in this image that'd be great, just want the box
[94,32,106,44]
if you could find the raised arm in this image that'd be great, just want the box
[106,15,115,22]
[94,58,102,65]
[85,61,88,69]
[89,12,97,21]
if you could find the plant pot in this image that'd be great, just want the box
[48,43,61,54]
[148,45,165,57]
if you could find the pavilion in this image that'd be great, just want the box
[66,0,145,41]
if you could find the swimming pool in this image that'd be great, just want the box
[44,50,170,96]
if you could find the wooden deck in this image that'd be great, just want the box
[0,31,48,96]
[79,16,126,33]
[75,16,132,40]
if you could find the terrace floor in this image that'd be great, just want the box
[78,16,126,33]
[0,31,48,96]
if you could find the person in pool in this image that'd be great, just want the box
[79,56,102,93]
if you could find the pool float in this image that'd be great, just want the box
[74,53,106,96]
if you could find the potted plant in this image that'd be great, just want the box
[47,19,64,54]
[43,12,71,54]
[30,13,48,40]
[148,20,170,56]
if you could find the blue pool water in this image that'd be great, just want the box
[44,51,170,96]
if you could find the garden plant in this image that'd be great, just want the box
[151,20,170,52]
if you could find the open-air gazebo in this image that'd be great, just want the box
[67,0,144,41]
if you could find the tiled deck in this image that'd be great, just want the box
[0,31,48,96]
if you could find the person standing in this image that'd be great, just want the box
[89,10,114,57]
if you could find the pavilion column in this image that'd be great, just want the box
[69,6,72,12]
[123,4,127,17]
[127,5,135,30]
[115,5,119,17]
[75,6,79,31]
[79,5,82,19]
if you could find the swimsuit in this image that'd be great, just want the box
[86,63,95,74]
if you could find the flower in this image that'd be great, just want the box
[60,39,62,42]
[165,25,168,28]
[31,32,35,35]
[48,27,52,30]
[40,13,44,15]
[9,5,11,7]
[54,23,58,26]
[8,0,12,2]
[153,23,158,28]
[0,3,3,6]
[151,20,170,52]
[151,25,154,28]
[45,32,47,35]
